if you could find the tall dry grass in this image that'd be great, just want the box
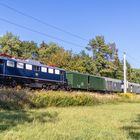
[0,89,139,110]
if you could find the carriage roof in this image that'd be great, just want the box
[0,56,65,71]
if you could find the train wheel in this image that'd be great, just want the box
[41,84,47,91]
[11,80,17,88]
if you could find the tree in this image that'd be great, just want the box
[20,41,38,58]
[87,36,114,77]
[38,41,49,58]
[130,69,140,83]
[108,43,123,79]
[0,32,21,57]
[69,51,97,74]
[38,42,73,69]
[38,42,60,61]
[126,61,132,82]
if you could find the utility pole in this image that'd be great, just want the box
[123,52,127,93]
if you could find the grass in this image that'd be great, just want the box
[1,88,140,109]
[0,89,140,139]
[0,103,140,140]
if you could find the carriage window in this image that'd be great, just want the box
[34,65,40,71]
[7,61,15,67]
[55,69,60,75]
[48,68,53,74]
[41,67,47,73]
[17,62,24,69]
[26,64,32,70]
[114,83,117,87]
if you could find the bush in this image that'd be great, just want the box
[0,88,35,110]
[117,93,136,99]
[117,93,140,103]
[32,91,100,107]
[0,89,140,110]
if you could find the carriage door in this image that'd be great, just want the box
[60,71,65,83]
[0,59,4,75]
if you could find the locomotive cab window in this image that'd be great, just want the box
[17,62,24,69]
[34,65,40,71]
[55,69,60,75]
[61,71,64,75]
[48,68,54,74]
[0,59,4,65]
[25,64,32,70]
[7,60,15,67]
[41,67,47,73]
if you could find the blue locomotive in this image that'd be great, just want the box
[0,54,67,89]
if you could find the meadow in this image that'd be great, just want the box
[0,103,140,140]
[0,89,140,139]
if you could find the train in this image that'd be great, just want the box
[0,54,140,93]
[66,72,140,93]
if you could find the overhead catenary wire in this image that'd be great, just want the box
[0,2,88,42]
[119,49,140,67]
[1,3,140,69]
[127,54,140,65]
[0,3,135,58]
[116,49,140,68]
[126,56,140,69]
[0,17,86,49]
[1,17,140,69]
[0,17,126,71]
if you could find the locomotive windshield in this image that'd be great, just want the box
[0,59,4,64]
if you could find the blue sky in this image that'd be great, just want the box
[0,0,140,68]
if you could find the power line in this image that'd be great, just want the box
[119,50,140,66]
[119,51,140,69]
[117,49,140,68]
[119,48,140,64]
[0,2,88,42]
[1,2,140,68]
[1,3,135,57]
[127,54,140,65]
[0,17,86,49]
[2,15,140,68]
[2,16,140,70]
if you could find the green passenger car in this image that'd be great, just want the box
[89,75,106,91]
[66,72,89,90]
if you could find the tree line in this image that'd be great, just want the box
[0,32,140,83]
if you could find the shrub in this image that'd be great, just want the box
[0,89,140,110]
[0,88,35,110]
[32,91,100,107]
[117,93,136,99]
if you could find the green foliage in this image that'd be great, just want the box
[129,68,140,83]
[38,42,72,68]
[0,32,21,56]
[68,51,97,74]
[88,36,124,78]
[20,41,38,58]
[0,32,139,82]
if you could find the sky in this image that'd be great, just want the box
[0,0,140,68]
